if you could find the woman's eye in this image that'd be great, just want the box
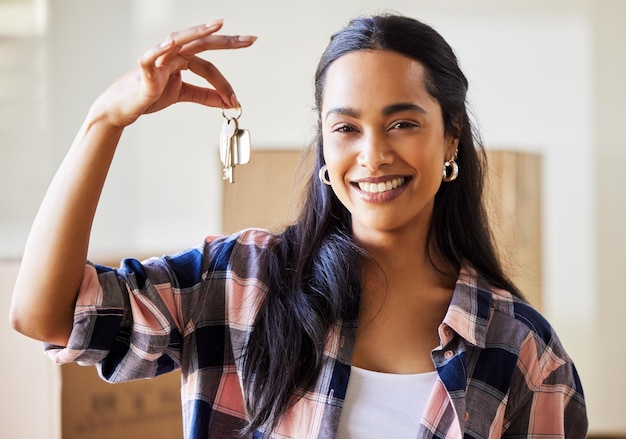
[333,124,357,133]
[391,121,418,130]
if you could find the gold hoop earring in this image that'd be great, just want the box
[318,165,332,185]
[442,158,459,182]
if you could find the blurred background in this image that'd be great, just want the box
[1,0,624,437]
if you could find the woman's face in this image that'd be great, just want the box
[320,49,458,246]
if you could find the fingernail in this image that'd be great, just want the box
[206,19,223,29]
[237,35,258,43]
[160,39,173,49]
[230,93,240,109]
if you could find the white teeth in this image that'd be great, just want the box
[357,177,405,194]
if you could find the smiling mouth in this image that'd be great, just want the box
[355,177,407,194]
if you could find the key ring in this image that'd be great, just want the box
[219,102,250,184]
[221,104,242,121]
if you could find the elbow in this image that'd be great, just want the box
[9,301,70,346]
[8,301,29,336]
[8,313,40,344]
[8,304,39,340]
[8,310,21,335]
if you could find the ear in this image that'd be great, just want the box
[445,135,459,161]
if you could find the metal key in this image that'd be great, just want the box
[224,127,251,183]
[219,104,251,183]
[220,117,238,182]
[233,128,251,166]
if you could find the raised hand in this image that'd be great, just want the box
[92,19,257,128]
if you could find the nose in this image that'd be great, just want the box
[357,131,394,171]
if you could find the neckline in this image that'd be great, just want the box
[350,365,438,380]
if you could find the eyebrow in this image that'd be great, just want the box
[325,102,427,120]
[383,103,427,116]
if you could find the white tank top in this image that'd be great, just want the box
[336,366,437,439]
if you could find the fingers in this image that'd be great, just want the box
[140,20,257,72]
[135,19,256,110]
[178,83,226,108]
[179,34,258,57]
[139,19,225,70]
[187,56,239,108]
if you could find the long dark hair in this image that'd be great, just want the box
[241,13,521,435]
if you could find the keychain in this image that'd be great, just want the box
[220,105,251,183]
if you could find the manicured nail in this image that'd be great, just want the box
[237,35,258,43]
[230,93,240,109]
[206,19,223,29]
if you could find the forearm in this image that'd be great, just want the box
[9,19,255,346]
[9,108,123,345]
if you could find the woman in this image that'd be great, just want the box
[10,14,587,438]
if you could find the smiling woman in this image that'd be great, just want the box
[321,51,457,247]
[9,12,587,439]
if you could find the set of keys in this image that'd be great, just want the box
[220,106,250,183]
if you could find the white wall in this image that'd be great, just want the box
[1,0,623,436]
[589,0,626,433]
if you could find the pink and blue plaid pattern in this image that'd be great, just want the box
[45,228,587,438]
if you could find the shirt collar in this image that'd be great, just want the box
[439,263,493,349]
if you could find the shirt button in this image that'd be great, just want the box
[444,327,453,338]
[444,350,455,359]
[464,412,469,421]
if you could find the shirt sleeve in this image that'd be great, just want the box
[503,332,588,438]
[44,243,208,383]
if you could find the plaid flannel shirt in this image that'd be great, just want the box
[45,228,588,438]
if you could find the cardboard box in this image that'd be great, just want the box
[485,150,542,310]
[62,363,182,439]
